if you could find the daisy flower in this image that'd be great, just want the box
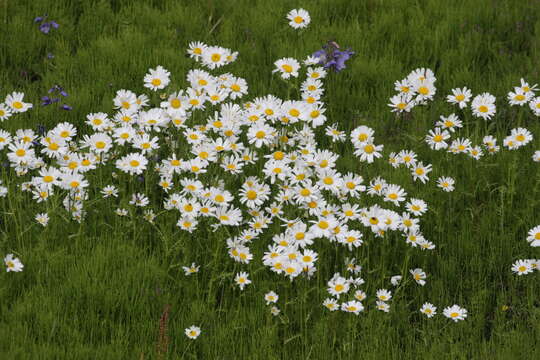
[5,92,33,113]
[437,176,455,192]
[425,127,450,150]
[388,93,414,113]
[341,300,364,315]
[390,275,402,286]
[528,96,540,116]
[443,305,468,322]
[410,268,427,286]
[273,58,300,79]
[182,262,200,276]
[532,150,540,162]
[101,185,119,198]
[323,298,339,311]
[201,46,229,69]
[436,113,462,132]
[35,213,49,227]
[512,259,533,275]
[420,303,437,318]
[235,272,251,290]
[116,153,148,175]
[526,226,540,247]
[508,88,532,106]
[327,273,349,298]
[286,8,310,29]
[376,289,392,302]
[143,65,170,91]
[471,92,496,120]
[264,291,279,305]
[411,162,432,184]
[270,306,281,316]
[376,301,390,313]
[0,103,13,121]
[185,326,201,340]
[4,254,24,272]
[354,142,384,163]
[446,87,472,108]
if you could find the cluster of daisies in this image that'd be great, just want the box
[390,69,540,124]
[388,69,538,162]
[511,225,540,276]
[1,8,538,334]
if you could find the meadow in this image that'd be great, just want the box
[1,0,539,359]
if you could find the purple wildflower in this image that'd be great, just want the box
[35,15,59,34]
[60,104,72,111]
[313,41,354,72]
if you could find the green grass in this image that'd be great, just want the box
[1,0,540,358]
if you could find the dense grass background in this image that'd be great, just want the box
[1,0,539,358]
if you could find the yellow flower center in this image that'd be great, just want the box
[130,160,140,167]
[318,220,329,229]
[151,78,161,86]
[170,99,181,108]
[281,64,293,73]
[364,144,374,154]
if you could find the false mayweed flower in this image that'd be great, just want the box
[443,305,468,322]
[312,41,354,72]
